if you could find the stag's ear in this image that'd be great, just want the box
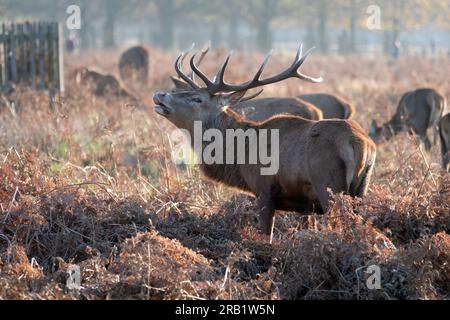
[170,76,191,90]
[221,90,248,107]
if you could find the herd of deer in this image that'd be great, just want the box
[78,45,449,243]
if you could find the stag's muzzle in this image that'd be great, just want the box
[153,92,173,116]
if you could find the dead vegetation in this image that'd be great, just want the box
[0,50,449,300]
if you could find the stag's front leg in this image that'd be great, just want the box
[421,135,432,151]
[256,190,276,244]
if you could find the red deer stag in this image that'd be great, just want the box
[439,113,450,172]
[369,88,446,150]
[153,46,376,242]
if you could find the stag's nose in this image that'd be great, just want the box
[153,91,168,105]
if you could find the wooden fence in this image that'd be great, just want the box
[0,21,64,94]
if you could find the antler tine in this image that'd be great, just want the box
[239,89,264,103]
[175,53,199,89]
[213,54,231,85]
[190,52,215,89]
[295,44,303,62]
[252,50,273,82]
[188,44,210,81]
[295,46,323,83]
[225,43,322,91]
[198,45,210,65]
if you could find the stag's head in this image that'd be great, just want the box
[153,45,322,130]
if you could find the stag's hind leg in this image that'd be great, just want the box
[255,185,280,243]
[309,158,348,213]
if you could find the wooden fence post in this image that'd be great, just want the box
[10,23,16,83]
[1,21,63,94]
[3,24,9,86]
[29,22,37,89]
[56,23,64,93]
[18,23,25,82]
[38,22,45,91]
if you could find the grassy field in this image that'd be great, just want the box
[0,50,448,299]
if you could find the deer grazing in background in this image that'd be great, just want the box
[154,46,377,242]
[171,47,356,120]
[369,88,446,150]
[75,67,139,104]
[119,46,150,82]
[298,93,355,119]
[439,113,450,172]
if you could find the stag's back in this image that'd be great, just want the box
[299,93,355,119]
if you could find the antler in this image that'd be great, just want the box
[175,52,199,89]
[188,43,210,82]
[174,44,211,89]
[190,44,323,95]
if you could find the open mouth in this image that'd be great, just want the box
[153,95,173,116]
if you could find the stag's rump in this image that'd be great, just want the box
[249,117,376,212]
[304,120,376,201]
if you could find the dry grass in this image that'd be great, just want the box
[0,50,449,300]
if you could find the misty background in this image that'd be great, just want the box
[1,0,450,57]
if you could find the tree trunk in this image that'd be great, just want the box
[349,0,357,52]
[156,0,174,49]
[317,0,328,53]
[211,24,221,49]
[103,0,116,48]
[387,0,404,58]
[305,26,316,49]
[256,20,272,52]
[79,0,92,49]
[256,0,275,52]
[228,7,239,49]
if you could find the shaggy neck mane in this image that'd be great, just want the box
[191,107,254,192]
[189,106,309,193]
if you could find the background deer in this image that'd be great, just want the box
[439,113,450,172]
[119,46,150,82]
[369,88,446,150]
[76,67,136,100]
[298,93,355,119]
[171,47,352,120]
[154,46,376,242]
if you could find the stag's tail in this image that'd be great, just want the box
[343,100,356,120]
[341,125,376,198]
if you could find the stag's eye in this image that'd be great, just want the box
[191,97,203,103]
